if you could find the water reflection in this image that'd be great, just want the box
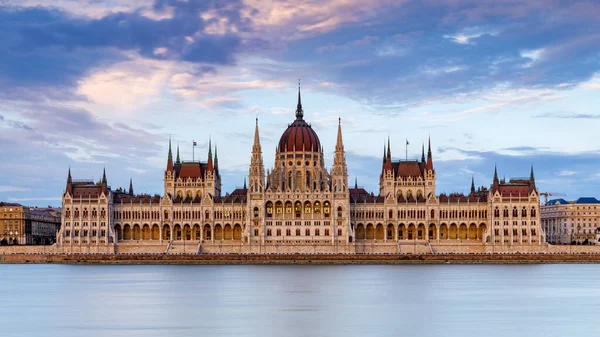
[0,264,599,337]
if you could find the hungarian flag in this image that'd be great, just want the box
[193,141,197,146]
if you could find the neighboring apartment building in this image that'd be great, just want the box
[0,202,62,245]
[542,197,600,245]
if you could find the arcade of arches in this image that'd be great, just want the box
[353,223,490,242]
[113,223,244,242]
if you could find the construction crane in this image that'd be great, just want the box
[539,192,566,204]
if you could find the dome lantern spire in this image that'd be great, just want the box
[295,79,303,120]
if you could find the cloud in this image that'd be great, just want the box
[8,197,62,202]
[533,112,600,119]
[0,186,31,192]
[558,170,577,176]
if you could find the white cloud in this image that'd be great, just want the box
[8,197,62,202]
[558,170,577,176]
[0,186,30,192]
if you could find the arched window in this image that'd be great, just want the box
[323,201,331,217]
[531,207,537,217]
[266,201,273,218]
[339,207,344,218]
[285,201,293,214]
[304,201,312,214]
[253,207,259,218]
[388,209,393,219]
[494,207,500,217]
[512,207,518,217]
[522,207,527,217]
[431,209,435,219]
[314,201,321,214]
[276,201,283,214]
[503,208,509,217]
[294,201,302,217]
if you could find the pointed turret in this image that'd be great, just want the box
[295,80,304,120]
[167,137,173,172]
[421,142,425,163]
[66,167,72,194]
[214,144,219,173]
[387,136,391,161]
[355,176,358,189]
[207,137,213,172]
[383,142,386,163]
[470,176,475,195]
[253,117,262,153]
[493,164,499,189]
[383,137,393,173]
[426,136,433,171]
[335,118,344,151]
[129,178,133,196]
[102,167,107,184]
[249,118,265,194]
[530,165,536,192]
[176,143,181,164]
[243,177,247,190]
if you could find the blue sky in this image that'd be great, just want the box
[0,0,599,206]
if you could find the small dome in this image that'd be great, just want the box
[277,86,321,153]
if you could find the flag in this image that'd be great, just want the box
[193,141,197,146]
[406,139,409,145]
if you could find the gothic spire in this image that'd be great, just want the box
[129,178,133,196]
[243,177,247,190]
[295,80,304,120]
[383,141,386,163]
[355,176,358,189]
[493,164,499,185]
[214,143,219,172]
[102,167,107,184]
[530,165,535,182]
[335,118,344,151]
[207,137,213,172]
[67,167,72,184]
[470,176,475,194]
[387,136,391,160]
[167,136,173,172]
[176,143,180,164]
[253,117,262,152]
[426,136,433,170]
[421,142,425,163]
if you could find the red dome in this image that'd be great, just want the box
[278,119,321,153]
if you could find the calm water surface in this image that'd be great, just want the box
[1,264,599,337]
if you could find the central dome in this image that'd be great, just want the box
[278,87,321,153]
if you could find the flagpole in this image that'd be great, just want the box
[193,140,195,162]
[405,139,408,162]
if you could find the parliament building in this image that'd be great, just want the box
[58,88,544,254]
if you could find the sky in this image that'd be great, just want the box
[0,0,599,207]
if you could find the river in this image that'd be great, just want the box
[1,264,599,337]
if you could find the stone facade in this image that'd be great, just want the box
[0,202,61,245]
[542,197,600,245]
[57,89,543,253]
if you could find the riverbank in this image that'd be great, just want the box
[2,253,600,264]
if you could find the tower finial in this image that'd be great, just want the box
[355,176,358,189]
[421,142,425,162]
[176,142,180,164]
[471,176,475,194]
[387,135,391,160]
[102,166,107,184]
[493,164,499,185]
[129,178,133,196]
[295,80,303,120]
